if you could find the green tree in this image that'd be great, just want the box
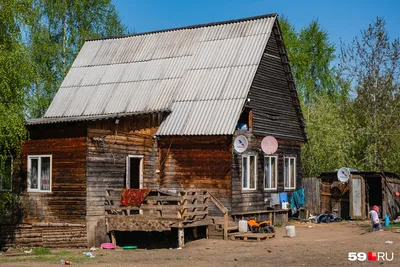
[280,16,337,105]
[0,0,34,215]
[301,95,357,177]
[340,17,400,172]
[27,0,126,118]
[280,16,351,176]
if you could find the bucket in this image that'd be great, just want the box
[282,202,289,210]
[238,220,248,233]
[285,225,296,237]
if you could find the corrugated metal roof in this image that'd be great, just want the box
[33,14,277,135]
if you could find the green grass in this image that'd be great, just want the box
[32,248,51,255]
[388,222,400,228]
[0,249,86,264]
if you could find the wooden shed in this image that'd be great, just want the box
[310,171,400,220]
[1,13,306,248]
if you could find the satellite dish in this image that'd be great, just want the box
[233,135,248,154]
[337,168,350,183]
[261,136,278,154]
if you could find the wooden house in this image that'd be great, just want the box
[1,13,306,248]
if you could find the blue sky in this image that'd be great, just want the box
[112,0,399,53]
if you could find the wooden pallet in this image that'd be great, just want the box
[229,232,275,241]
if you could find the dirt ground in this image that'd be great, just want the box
[1,221,399,266]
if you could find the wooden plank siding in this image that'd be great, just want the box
[158,136,232,216]
[20,137,87,224]
[246,26,305,142]
[231,131,302,213]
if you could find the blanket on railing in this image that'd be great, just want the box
[120,188,151,207]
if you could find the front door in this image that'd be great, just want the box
[126,156,143,189]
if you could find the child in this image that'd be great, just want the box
[370,205,381,232]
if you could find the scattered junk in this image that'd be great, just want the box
[101,243,116,249]
[385,241,393,244]
[309,213,343,223]
[228,218,276,241]
[83,252,95,258]
[60,259,73,265]
[285,225,296,237]
[247,219,275,234]
[121,246,137,250]
[23,249,32,254]
[89,247,97,251]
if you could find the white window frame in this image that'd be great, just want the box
[264,155,278,190]
[284,156,296,190]
[27,155,52,192]
[242,153,257,190]
[0,156,13,191]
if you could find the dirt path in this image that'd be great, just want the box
[1,222,399,266]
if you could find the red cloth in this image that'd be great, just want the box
[120,189,151,207]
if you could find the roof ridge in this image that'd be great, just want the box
[86,13,277,42]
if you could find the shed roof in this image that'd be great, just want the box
[29,14,292,136]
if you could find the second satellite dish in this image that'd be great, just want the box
[337,167,350,183]
[233,135,248,153]
[261,136,278,154]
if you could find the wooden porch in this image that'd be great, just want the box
[104,189,214,247]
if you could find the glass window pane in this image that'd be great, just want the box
[41,157,51,191]
[264,157,270,189]
[250,156,255,189]
[30,158,39,189]
[242,156,248,188]
[284,158,289,188]
[290,158,295,188]
[271,157,276,188]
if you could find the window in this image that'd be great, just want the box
[264,156,277,190]
[28,155,52,192]
[284,157,296,189]
[0,157,12,191]
[242,154,257,190]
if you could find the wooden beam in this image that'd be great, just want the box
[111,231,116,245]
[178,228,184,248]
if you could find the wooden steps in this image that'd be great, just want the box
[208,218,239,240]
[229,232,275,241]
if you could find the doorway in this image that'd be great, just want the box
[365,176,383,218]
[126,155,143,189]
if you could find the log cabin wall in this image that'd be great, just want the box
[158,136,232,215]
[231,131,302,213]
[86,114,160,246]
[20,136,87,224]
[1,125,88,249]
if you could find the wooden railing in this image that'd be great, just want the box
[104,189,210,222]
[208,192,229,240]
